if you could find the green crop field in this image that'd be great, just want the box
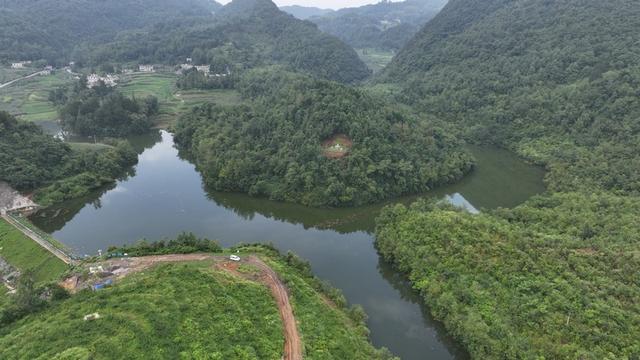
[1,71,242,127]
[0,219,68,284]
[356,49,396,73]
[0,67,32,84]
[0,70,75,122]
[119,72,242,126]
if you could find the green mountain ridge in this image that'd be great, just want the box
[89,0,371,83]
[374,0,640,357]
[0,0,223,63]
[309,0,448,51]
[381,0,640,194]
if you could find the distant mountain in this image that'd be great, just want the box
[280,5,334,20]
[0,0,222,63]
[309,0,448,50]
[90,0,371,83]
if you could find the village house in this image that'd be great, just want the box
[180,64,194,71]
[87,73,119,88]
[139,65,154,73]
[11,61,31,69]
[195,65,210,74]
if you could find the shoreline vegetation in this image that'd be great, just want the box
[174,68,474,207]
[0,234,398,360]
[373,0,640,358]
[0,111,139,208]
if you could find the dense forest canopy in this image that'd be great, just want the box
[309,0,448,51]
[88,0,371,83]
[174,68,473,207]
[374,0,640,357]
[376,194,640,358]
[0,112,137,202]
[54,79,158,137]
[0,0,221,64]
[380,0,640,194]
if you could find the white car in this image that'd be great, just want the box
[229,255,241,262]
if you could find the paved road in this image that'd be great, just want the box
[0,71,46,89]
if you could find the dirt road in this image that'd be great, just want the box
[242,256,303,360]
[81,254,303,360]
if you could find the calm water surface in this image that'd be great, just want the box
[32,130,545,360]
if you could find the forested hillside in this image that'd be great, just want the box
[0,112,137,205]
[54,79,158,137]
[280,5,333,20]
[0,0,221,63]
[376,194,640,358]
[310,0,448,51]
[375,0,640,357]
[89,0,370,83]
[174,68,473,207]
[381,0,640,194]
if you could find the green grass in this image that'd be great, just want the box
[119,72,242,126]
[0,70,74,122]
[68,142,113,152]
[356,49,395,73]
[0,250,391,359]
[263,256,385,359]
[0,262,284,359]
[0,67,33,84]
[0,219,67,283]
[0,71,242,127]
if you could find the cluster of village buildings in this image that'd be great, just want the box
[177,58,231,77]
[10,61,54,76]
[9,58,228,89]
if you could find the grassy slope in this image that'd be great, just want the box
[0,218,67,283]
[0,262,283,359]
[0,256,386,359]
[264,256,381,359]
[0,69,74,122]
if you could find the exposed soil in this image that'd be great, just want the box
[63,254,303,360]
[0,182,38,214]
[322,134,353,159]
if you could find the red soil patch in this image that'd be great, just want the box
[322,133,353,159]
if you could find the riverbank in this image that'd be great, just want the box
[0,245,395,359]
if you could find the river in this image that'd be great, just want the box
[31,130,545,360]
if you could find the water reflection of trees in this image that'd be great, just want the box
[30,131,162,232]
[376,256,470,359]
[204,189,383,234]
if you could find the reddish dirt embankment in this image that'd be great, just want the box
[63,254,303,360]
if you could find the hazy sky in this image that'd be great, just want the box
[217,0,403,10]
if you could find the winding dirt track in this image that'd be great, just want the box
[88,254,303,360]
[244,256,302,360]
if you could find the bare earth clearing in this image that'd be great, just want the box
[322,134,353,159]
[62,254,303,360]
[0,182,37,214]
